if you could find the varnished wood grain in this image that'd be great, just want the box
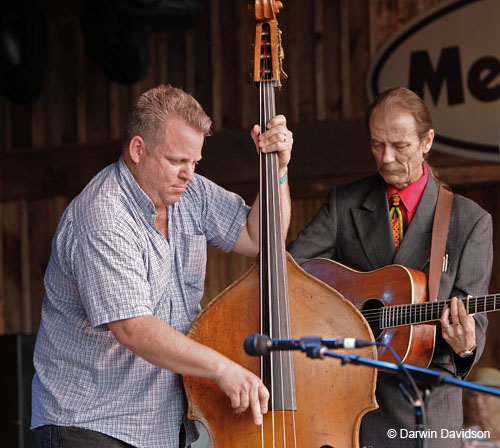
[0,0,497,375]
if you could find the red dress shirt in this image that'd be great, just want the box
[386,163,428,226]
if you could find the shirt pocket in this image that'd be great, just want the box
[178,233,207,296]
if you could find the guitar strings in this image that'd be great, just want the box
[358,295,498,328]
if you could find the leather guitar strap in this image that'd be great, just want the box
[428,186,453,302]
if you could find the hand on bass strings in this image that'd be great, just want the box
[251,114,293,175]
[214,359,269,425]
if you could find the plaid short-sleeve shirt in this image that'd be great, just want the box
[31,157,250,447]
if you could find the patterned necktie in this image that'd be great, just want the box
[390,193,404,248]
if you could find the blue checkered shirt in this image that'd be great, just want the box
[31,157,250,447]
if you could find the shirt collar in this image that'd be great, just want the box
[116,156,157,217]
[386,163,428,215]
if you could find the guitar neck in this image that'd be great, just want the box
[380,294,500,329]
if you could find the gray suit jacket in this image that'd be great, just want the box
[287,174,493,448]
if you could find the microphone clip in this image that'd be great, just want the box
[299,337,328,359]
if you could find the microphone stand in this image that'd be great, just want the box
[321,350,500,396]
[397,382,426,448]
[295,337,500,395]
[286,338,500,448]
[298,338,428,448]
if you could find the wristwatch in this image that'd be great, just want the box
[458,343,477,358]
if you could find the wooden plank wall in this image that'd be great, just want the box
[1,0,499,369]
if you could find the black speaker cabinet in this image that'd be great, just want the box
[0,334,37,448]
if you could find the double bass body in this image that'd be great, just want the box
[184,255,378,447]
[183,1,377,446]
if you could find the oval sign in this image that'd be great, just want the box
[367,0,500,161]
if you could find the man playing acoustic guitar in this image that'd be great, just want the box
[287,87,492,448]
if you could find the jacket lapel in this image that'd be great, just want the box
[351,177,395,270]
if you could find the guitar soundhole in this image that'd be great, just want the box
[360,298,384,340]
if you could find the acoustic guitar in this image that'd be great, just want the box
[301,258,499,369]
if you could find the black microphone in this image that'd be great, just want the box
[244,334,373,357]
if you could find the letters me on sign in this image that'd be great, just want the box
[367,0,500,161]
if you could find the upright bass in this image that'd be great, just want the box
[183,1,377,446]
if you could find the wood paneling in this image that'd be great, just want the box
[1,202,24,333]
[0,0,498,373]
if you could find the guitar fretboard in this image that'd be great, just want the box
[377,294,500,329]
